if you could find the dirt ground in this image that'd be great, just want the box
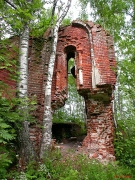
[54,135,85,156]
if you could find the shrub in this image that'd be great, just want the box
[114,119,135,169]
[0,96,18,179]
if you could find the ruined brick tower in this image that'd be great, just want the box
[0,20,116,161]
[51,20,116,161]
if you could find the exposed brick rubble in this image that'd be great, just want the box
[0,20,116,161]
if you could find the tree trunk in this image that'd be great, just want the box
[18,25,35,166]
[40,0,72,158]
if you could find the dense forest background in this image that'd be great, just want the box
[0,0,135,179]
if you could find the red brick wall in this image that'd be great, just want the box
[53,23,92,95]
[52,21,116,105]
[83,100,115,161]
[27,37,52,152]
[91,24,116,86]
[0,37,18,98]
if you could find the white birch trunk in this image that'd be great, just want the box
[18,25,35,163]
[40,0,72,158]
[18,26,29,97]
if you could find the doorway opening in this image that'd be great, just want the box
[52,46,86,150]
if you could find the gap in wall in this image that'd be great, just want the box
[52,57,86,143]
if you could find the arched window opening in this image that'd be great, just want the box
[64,45,76,78]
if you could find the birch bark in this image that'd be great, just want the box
[40,0,72,158]
[18,25,35,163]
[18,25,29,98]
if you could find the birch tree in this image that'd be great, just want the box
[40,0,72,158]
[18,24,36,163]
[2,0,43,163]
[2,0,34,162]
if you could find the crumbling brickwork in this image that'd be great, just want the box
[51,20,116,161]
[0,20,116,161]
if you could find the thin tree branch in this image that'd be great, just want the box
[4,0,17,9]
[57,0,72,24]
[52,0,57,19]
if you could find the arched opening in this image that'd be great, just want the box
[52,45,86,152]
[65,45,76,78]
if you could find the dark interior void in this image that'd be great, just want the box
[52,123,82,141]
[64,45,76,59]
[67,52,75,60]
[71,66,76,78]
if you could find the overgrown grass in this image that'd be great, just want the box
[9,149,135,180]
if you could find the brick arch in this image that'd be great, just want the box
[64,45,76,59]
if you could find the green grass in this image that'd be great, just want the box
[9,149,135,180]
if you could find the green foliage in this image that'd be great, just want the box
[59,169,78,180]
[10,150,135,179]
[0,0,49,37]
[0,150,13,178]
[0,97,18,140]
[114,59,135,169]
[0,96,19,178]
[31,9,52,37]
[0,84,37,179]
[61,17,71,26]
[0,38,18,71]
[0,94,37,179]
[79,0,131,40]
[114,119,135,168]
